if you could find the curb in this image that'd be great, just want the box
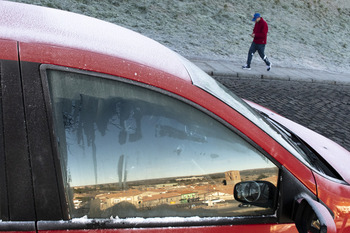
[209,71,350,86]
[191,59,350,86]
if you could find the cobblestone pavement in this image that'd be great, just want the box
[215,76,350,152]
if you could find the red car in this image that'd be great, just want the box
[0,2,349,233]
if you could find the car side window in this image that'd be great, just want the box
[45,68,279,220]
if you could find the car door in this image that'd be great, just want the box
[31,63,302,233]
[17,46,334,233]
[0,40,36,232]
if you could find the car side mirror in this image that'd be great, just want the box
[233,181,276,208]
[293,195,336,233]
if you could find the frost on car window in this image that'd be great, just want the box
[46,69,278,220]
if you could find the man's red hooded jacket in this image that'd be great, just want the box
[253,17,268,44]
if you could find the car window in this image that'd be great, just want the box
[180,57,311,167]
[45,68,279,220]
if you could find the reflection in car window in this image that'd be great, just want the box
[179,57,311,166]
[46,69,278,220]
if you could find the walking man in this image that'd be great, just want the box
[242,13,272,71]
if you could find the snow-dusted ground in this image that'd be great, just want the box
[10,0,350,74]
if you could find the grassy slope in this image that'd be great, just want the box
[9,0,350,72]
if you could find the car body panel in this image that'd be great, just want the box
[0,1,190,82]
[37,224,298,233]
[0,2,322,199]
[22,41,317,198]
[19,42,191,89]
[314,172,350,232]
[19,42,317,200]
[246,100,350,184]
[16,22,318,198]
[0,1,348,233]
[246,101,350,232]
[0,39,18,60]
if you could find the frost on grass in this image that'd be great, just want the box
[9,0,350,73]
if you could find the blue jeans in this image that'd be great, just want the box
[246,42,270,67]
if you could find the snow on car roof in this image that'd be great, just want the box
[0,1,191,82]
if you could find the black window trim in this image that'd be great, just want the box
[37,216,278,230]
[0,59,36,221]
[21,61,68,221]
[0,221,36,232]
[0,60,8,221]
[39,64,282,228]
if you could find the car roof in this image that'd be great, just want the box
[0,1,191,82]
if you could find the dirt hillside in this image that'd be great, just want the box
[10,0,350,73]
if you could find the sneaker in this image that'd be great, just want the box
[267,63,272,71]
[242,65,251,70]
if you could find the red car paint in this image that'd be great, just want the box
[0,1,348,233]
[247,100,350,232]
[38,224,299,233]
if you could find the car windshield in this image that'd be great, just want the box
[179,56,309,165]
